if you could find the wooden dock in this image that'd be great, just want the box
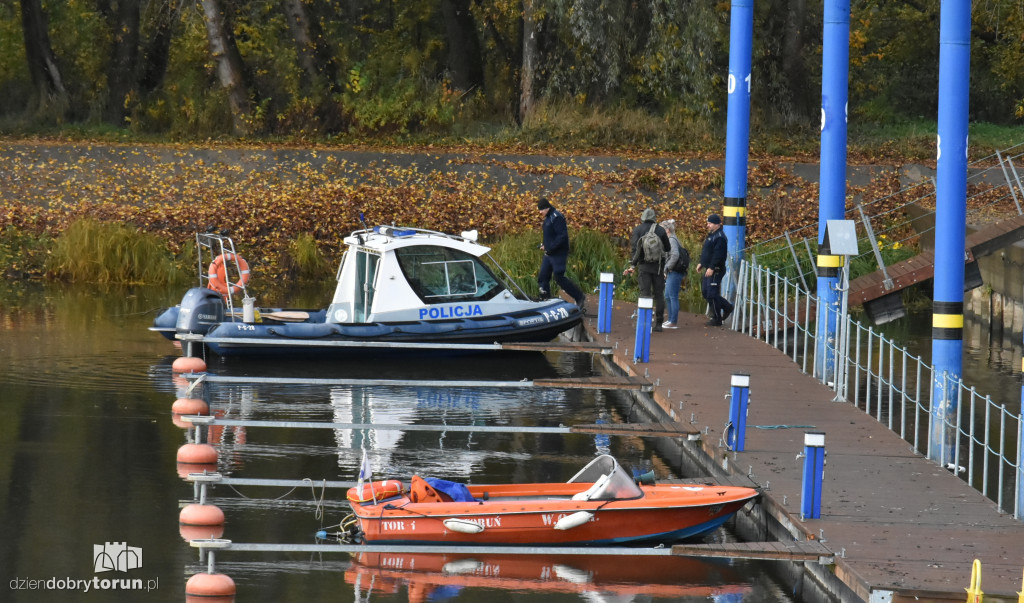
[585,301,1024,601]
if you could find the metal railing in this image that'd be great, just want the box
[743,144,1024,289]
[733,258,1023,519]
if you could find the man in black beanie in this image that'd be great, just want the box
[695,213,733,326]
[537,197,586,312]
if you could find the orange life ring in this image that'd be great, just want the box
[207,253,250,296]
[347,480,405,504]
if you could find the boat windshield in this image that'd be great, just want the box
[394,245,502,304]
[566,455,643,500]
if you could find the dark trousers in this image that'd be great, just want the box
[538,253,583,302]
[637,270,665,323]
[702,272,733,322]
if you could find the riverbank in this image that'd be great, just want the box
[0,140,937,283]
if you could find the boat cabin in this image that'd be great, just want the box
[326,226,528,324]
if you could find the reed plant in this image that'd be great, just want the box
[282,232,333,282]
[488,228,639,300]
[47,218,184,284]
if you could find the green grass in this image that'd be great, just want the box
[47,219,185,284]
[5,112,1020,161]
[488,228,638,299]
[283,232,333,282]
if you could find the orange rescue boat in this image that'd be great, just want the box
[345,455,758,546]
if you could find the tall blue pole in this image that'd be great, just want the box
[814,0,850,383]
[722,0,754,300]
[929,0,971,465]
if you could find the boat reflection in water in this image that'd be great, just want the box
[345,551,751,602]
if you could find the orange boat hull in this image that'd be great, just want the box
[349,482,757,545]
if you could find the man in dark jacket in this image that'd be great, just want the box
[623,207,670,331]
[537,197,586,312]
[695,214,734,326]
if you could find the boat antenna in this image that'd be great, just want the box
[357,211,369,244]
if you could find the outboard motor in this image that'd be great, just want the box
[175,287,225,336]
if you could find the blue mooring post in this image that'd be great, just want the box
[928,0,971,466]
[634,297,653,363]
[814,0,850,386]
[722,0,754,301]
[801,432,826,519]
[727,374,750,451]
[598,272,614,334]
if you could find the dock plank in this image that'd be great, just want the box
[569,421,696,437]
[534,375,651,391]
[671,540,834,563]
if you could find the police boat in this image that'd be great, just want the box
[152,227,583,357]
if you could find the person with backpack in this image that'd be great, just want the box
[695,213,734,326]
[623,207,670,332]
[536,197,587,313]
[660,219,689,329]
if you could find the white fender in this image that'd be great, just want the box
[553,511,594,530]
[443,518,485,534]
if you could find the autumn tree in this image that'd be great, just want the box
[19,0,67,116]
[200,0,253,135]
[440,0,483,92]
[98,0,141,125]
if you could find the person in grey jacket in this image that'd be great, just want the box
[660,219,688,328]
[623,207,670,331]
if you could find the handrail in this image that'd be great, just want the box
[733,259,1023,520]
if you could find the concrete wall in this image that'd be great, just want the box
[967,242,1024,342]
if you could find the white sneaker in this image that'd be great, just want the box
[662,321,678,329]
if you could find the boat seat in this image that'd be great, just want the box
[409,475,453,503]
[571,473,611,501]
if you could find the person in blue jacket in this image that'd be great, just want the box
[695,214,734,326]
[537,197,586,312]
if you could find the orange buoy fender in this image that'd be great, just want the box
[177,443,218,465]
[185,572,235,597]
[173,356,207,373]
[172,397,209,415]
[347,480,404,504]
[207,253,250,297]
[180,503,225,526]
[177,462,218,479]
[179,523,224,542]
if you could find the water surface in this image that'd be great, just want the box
[0,283,795,602]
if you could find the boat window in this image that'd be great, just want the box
[354,250,380,322]
[395,245,502,303]
[567,455,643,500]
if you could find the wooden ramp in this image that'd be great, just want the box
[672,540,834,563]
[500,340,613,354]
[849,213,1024,309]
[569,421,698,438]
[534,375,652,391]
